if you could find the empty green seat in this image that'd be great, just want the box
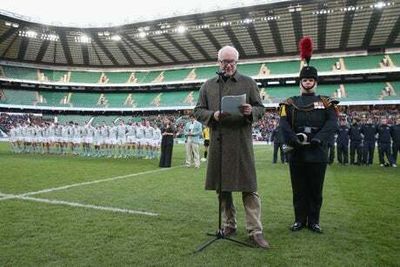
[267,61,300,75]
[194,66,217,80]
[41,69,68,82]
[2,66,37,80]
[0,89,36,105]
[70,71,101,83]
[162,69,191,82]
[390,54,400,67]
[39,91,69,106]
[104,93,129,107]
[69,93,100,107]
[104,72,131,83]
[238,63,262,77]
[344,83,385,101]
[344,55,383,70]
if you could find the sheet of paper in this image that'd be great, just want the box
[221,94,246,115]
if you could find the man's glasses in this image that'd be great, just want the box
[219,59,237,65]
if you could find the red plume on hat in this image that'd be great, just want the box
[299,36,313,66]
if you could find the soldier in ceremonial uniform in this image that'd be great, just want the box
[279,37,339,233]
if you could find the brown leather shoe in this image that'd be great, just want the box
[222,227,237,237]
[249,233,270,249]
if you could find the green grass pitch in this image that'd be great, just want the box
[0,142,399,266]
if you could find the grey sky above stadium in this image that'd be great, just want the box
[0,0,289,27]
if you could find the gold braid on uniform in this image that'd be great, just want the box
[320,96,340,115]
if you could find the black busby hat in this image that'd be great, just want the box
[299,37,318,80]
[299,65,318,80]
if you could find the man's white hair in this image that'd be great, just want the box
[217,45,239,61]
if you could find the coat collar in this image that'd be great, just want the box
[215,71,241,83]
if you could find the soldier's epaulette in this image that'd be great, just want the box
[279,97,294,106]
[320,96,339,108]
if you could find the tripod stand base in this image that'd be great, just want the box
[195,229,254,253]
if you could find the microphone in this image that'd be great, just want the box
[216,70,225,76]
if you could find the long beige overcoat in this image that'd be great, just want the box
[194,71,265,192]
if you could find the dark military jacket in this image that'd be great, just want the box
[337,125,350,145]
[271,126,284,144]
[361,123,377,142]
[279,93,339,163]
[390,124,400,143]
[377,124,392,144]
[349,124,362,142]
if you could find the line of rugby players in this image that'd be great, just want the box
[8,120,162,159]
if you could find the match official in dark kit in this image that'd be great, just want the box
[279,37,339,233]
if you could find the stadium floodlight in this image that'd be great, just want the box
[267,81,280,85]
[111,35,121,41]
[176,25,187,34]
[286,80,296,84]
[75,34,91,43]
[242,18,254,24]
[40,33,59,41]
[138,31,147,38]
[25,30,38,38]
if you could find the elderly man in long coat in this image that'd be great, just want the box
[194,45,269,249]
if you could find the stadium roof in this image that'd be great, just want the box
[0,0,399,68]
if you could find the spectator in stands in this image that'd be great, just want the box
[184,114,202,168]
[159,117,175,168]
[377,118,396,167]
[194,45,269,249]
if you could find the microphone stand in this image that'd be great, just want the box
[195,71,254,253]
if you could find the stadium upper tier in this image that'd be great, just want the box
[1,53,399,84]
[1,82,399,109]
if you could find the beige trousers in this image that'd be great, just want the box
[220,191,263,236]
[185,138,200,168]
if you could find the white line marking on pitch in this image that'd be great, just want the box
[19,165,183,197]
[0,192,158,216]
